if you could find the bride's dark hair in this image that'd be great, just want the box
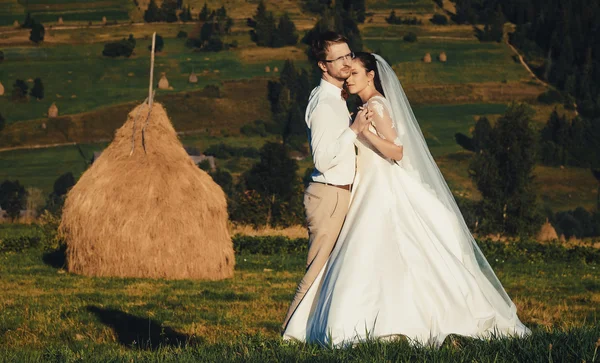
[353,52,385,97]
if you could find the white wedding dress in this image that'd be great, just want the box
[283,95,530,348]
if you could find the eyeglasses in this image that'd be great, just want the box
[324,52,355,64]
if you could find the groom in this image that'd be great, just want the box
[282,31,371,331]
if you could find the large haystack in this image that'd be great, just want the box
[537,220,558,241]
[0,82,4,96]
[60,102,235,280]
[423,53,432,63]
[439,52,447,62]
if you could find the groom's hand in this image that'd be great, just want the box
[350,107,373,135]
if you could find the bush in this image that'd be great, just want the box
[240,120,270,137]
[102,39,134,57]
[204,143,260,158]
[148,34,164,52]
[233,234,307,254]
[202,84,221,98]
[177,30,188,38]
[403,32,417,42]
[229,235,600,264]
[0,50,4,62]
[430,14,448,25]
[537,89,564,104]
[197,159,211,171]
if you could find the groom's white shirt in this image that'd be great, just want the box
[306,79,357,185]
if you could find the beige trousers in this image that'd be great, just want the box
[282,182,351,331]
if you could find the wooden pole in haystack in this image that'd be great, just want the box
[149,32,156,107]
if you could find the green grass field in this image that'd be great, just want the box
[0,39,292,124]
[0,229,598,361]
[0,0,133,26]
[364,38,530,85]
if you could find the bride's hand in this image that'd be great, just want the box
[351,107,373,134]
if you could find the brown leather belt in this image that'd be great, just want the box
[315,182,351,191]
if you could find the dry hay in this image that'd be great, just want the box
[439,52,447,62]
[423,53,432,63]
[60,102,235,280]
[48,103,58,118]
[188,72,198,84]
[158,73,169,89]
[0,82,4,96]
[265,66,271,73]
[13,20,19,28]
[273,67,279,73]
[102,16,107,24]
[537,220,558,242]
[58,17,64,25]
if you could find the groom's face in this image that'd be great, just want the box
[319,42,353,81]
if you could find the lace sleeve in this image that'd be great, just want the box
[367,98,402,146]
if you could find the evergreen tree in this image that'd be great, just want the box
[277,13,299,46]
[199,2,210,21]
[0,180,26,221]
[148,34,164,52]
[30,78,44,100]
[241,142,302,227]
[176,0,183,10]
[11,79,28,101]
[160,0,178,22]
[469,103,543,236]
[179,5,193,22]
[342,0,366,23]
[29,22,45,44]
[252,11,276,46]
[21,12,35,29]
[144,0,161,22]
[302,0,332,14]
[0,112,5,132]
[472,116,492,152]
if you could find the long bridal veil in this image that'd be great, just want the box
[373,54,525,326]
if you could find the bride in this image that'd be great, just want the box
[282,52,531,347]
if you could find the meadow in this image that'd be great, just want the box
[0,224,598,361]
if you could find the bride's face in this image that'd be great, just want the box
[346,60,374,95]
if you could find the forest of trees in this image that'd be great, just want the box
[248,1,299,48]
[451,0,600,120]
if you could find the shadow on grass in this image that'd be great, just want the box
[42,245,66,269]
[87,306,197,350]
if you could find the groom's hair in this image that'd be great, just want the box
[311,31,349,62]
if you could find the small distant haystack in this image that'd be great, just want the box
[537,220,558,242]
[13,20,19,28]
[102,16,107,25]
[423,53,432,63]
[48,103,58,118]
[439,52,447,62]
[158,73,169,89]
[0,82,4,96]
[60,102,235,280]
[265,66,271,73]
[188,71,198,83]
[273,67,279,73]
[58,17,64,25]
